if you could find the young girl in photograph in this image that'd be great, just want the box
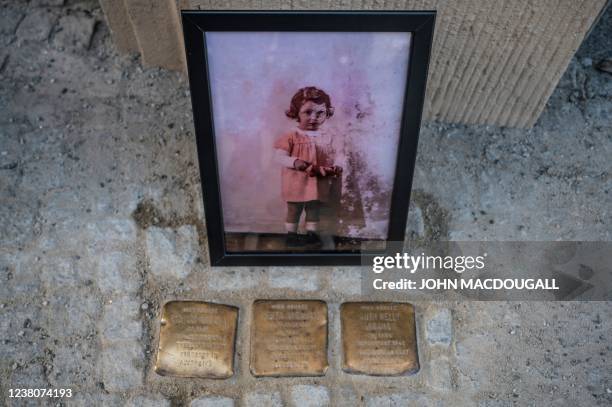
[274,86,343,248]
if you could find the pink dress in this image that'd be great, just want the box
[274,130,340,203]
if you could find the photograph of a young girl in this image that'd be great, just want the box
[205,31,412,252]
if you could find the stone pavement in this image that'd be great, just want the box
[0,1,610,406]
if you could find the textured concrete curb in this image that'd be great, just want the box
[97,0,607,128]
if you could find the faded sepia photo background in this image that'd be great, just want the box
[206,32,412,240]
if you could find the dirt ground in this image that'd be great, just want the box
[0,1,610,406]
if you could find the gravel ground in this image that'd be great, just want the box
[0,1,610,406]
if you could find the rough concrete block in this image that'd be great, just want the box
[190,397,235,407]
[244,392,283,407]
[426,308,453,346]
[290,385,330,407]
[145,225,200,279]
[99,0,139,53]
[268,267,321,291]
[124,0,186,71]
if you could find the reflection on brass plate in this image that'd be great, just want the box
[250,300,328,377]
[155,301,238,379]
[341,302,419,375]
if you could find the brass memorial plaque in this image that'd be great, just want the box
[155,301,238,378]
[250,300,328,377]
[341,302,419,375]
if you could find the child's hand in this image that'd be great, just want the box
[305,164,326,177]
[293,159,309,171]
[305,164,319,177]
[319,165,342,177]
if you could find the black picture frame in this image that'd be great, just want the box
[181,10,435,266]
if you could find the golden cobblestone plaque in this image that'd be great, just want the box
[250,300,328,377]
[341,302,419,375]
[155,301,238,378]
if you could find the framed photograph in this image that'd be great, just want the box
[181,11,435,266]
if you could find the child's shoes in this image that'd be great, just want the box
[286,232,323,249]
[286,232,304,248]
[305,231,323,249]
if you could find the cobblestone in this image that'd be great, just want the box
[0,251,41,298]
[44,288,101,338]
[207,268,261,291]
[244,391,283,407]
[66,393,122,406]
[40,255,79,287]
[0,197,37,248]
[331,387,360,406]
[190,396,235,407]
[32,0,65,6]
[49,342,97,388]
[100,297,142,342]
[406,204,425,238]
[330,267,362,295]
[428,357,454,391]
[99,340,143,392]
[126,394,172,407]
[95,250,141,295]
[52,14,96,52]
[39,218,137,253]
[426,308,453,346]
[290,385,330,407]
[15,8,57,41]
[9,363,47,388]
[85,218,137,249]
[0,8,23,36]
[365,393,433,407]
[146,225,199,279]
[268,267,321,291]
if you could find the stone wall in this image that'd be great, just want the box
[99,0,608,127]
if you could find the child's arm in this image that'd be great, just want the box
[274,148,297,168]
[274,148,310,170]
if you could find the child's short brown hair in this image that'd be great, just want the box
[285,86,334,121]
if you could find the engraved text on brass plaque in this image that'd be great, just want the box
[155,301,238,378]
[341,302,419,375]
[250,300,328,376]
